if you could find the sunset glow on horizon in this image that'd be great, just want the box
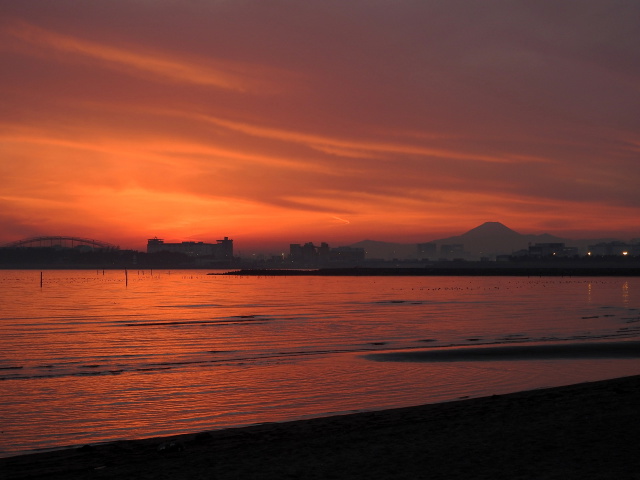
[1,1,639,253]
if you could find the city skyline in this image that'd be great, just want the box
[2,1,639,252]
[2,220,638,259]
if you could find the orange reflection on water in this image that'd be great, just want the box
[1,271,639,456]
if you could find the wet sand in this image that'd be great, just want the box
[3,374,640,479]
[366,340,640,362]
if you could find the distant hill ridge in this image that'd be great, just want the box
[349,222,618,260]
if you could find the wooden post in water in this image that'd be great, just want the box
[125,268,128,287]
[40,271,43,288]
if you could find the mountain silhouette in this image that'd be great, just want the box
[460,221,521,238]
[349,221,624,260]
[350,222,576,260]
[431,222,565,258]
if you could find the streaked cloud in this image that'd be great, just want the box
[1,19,283,92]
[0,1,639,250]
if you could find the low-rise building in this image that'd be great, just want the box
[288,242,365,266]
[417,242,437,259]
[588,241,639,257]
[147,237,233,259]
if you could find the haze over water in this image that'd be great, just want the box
[1,270,639,457]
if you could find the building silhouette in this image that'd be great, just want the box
[588,241,640,257]
[440,244,465,259]
[417,242,437,259]
[147,237,233,260]
[288,242,365,266]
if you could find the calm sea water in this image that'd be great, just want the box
[1,269,639,457]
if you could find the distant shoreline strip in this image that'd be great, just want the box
[216,267,640,276]
[366,341,640,362]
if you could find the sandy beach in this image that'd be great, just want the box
[3,374,639,479]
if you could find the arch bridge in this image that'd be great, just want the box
[1,236,119,250]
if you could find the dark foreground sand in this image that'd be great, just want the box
[3,375,640,480]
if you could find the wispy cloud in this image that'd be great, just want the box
[1,1,639,247]
[1,20,279,92]
[192,112,538,164]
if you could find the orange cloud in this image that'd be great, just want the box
[191,112,534,164]
[1,2,639,250]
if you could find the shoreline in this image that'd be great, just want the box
[3,374,640,479]
[218,266,640,276]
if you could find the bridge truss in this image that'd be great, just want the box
[1,236,119,250]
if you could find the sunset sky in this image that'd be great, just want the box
[1,1,639,253]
